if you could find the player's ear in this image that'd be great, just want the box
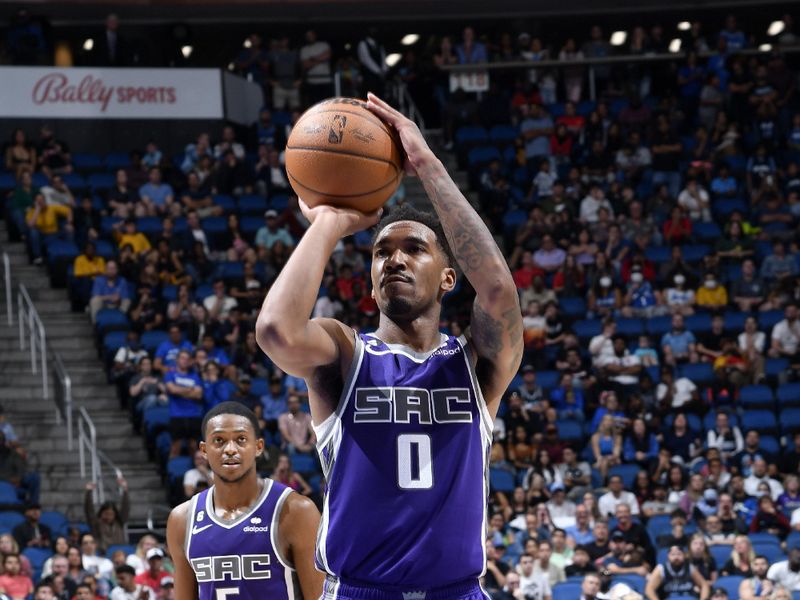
[440,267,456,294]
[199,440,206,455]
[255,437,264,457]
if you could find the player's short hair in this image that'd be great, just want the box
[201,402,261,440]
[373,204,455,268]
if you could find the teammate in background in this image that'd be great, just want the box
[257,94,523,596]
[166,402,323,600]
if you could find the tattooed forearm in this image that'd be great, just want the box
[418,162,511,283]
[470,303,504,358]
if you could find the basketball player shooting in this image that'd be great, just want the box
[166,402,324,600]
[257,93,523,598]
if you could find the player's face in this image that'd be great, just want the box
[371,221,455,320]
[200,415,264,484]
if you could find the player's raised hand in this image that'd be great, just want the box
[297,197,382,236]
[366,93,434,177]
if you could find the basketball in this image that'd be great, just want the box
[285,97,403,213]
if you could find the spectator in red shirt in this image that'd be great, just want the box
[550,124,574,164]
[663,206,693,244]
[512,251,545,289]
[0,553,34,600]
[134,549,169,595]
[557,101,586,139]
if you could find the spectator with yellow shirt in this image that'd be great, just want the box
[25,193,73,265]
[696,271,728,311]
[113,218,151,255]
[72,242,106,310]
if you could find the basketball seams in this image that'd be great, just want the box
[286,170,400,199]
[286,145,400,172]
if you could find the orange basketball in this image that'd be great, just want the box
[285,97,403,213]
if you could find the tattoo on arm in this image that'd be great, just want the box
[470,303,503,357]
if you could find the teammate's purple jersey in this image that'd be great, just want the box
[185,479,300,600]
[314,333,492,588]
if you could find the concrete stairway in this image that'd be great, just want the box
[0,226,165,524]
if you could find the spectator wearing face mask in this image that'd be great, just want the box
[664,273,696,315]
[696,272,728,311]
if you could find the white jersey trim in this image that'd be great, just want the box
[204,479,273,529]
[270,486,296,572]
[457,334,494,443]
[362,332,449,363]
[184,493,200,558]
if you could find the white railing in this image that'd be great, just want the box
[78,406,125,507]
[3,253,11,326]
[18,284,48,401]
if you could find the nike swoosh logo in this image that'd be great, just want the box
[192,524,213,535]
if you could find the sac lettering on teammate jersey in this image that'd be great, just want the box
[185,480,301,600]
[314,333,493,588]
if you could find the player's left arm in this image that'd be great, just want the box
[166,501,199,600]
[367,94,523,415]
[279,493,325,599]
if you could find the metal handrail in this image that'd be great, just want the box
[17,284,48,400]
[390,79,427,133]
[3,253,11,326]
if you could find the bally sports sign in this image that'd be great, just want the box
[0,67,224,119]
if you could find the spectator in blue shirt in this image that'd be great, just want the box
[520,104,554,171]
[89,260,130,323]
[718,15,747,52]
[138,167,174,216]
[261,376,288,434]
[760,241,799,281]
[201,361,235,410]
[455,27,487,64]
[180,133,212,174]
[710,165,737,199]
[551,373,585,422]
[200,334,231,366]
[154,324,194,374]
[164,349,203,458]
[623,417,660,467]
[255,209,295,258]
[661,314,697,366]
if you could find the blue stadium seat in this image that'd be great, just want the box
[759,310,785,330]
[88,173,115,191]
[739,385,774,409]
[0,511,25,531]
[778,384,800,407]
[573,319,602,338]
[143,407,170,438]
[759,435,780,458]
[780,409,800,436]
[748,532,780,545]
[212,194,236,212]
[646,316,672,336]
[616,318,644,337]
[0,481,21,508]
[709,544,731,567]
[559,297,586,318]
[103,331,128,356]
[106,544,135,558]
[467,146,501,167]
[238,195,268,215]
[270,195,290,211]
[62,173,86,189]
[536,371,560,389]
[767,359,791,381]
[167,456,193,484]
[681,245,709,263]
[742,410,778,434]
[677,363,714,385]
[489,125,519,145]
[195,283,213,303]
[155,431,172,462]
[240,216,263,240]
[685,313,712,332]
[645,246,671,263]
[692,222,721,241]
[32,173,49,187]
[454,126,489,146]
[290,454,316,474]
[609,464,639,489]
[23,547,52,580]
[104,152,130,170]
[489,468,515,493]
[557,420,583,442]
[646,514,671,539]
[39,511,68,534]
[722,311,748,332]
[251,378,268,397]
[753,542,784,563]
[714,198,747,217]
[72,153,103,171]
[552,582,581,600]
[136,217,162,237]
[95,309,129,336]
[0,173,16,190]
[141,330,169,354]
[502,210,527,231]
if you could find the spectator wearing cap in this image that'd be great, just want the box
[565,547,596,579]
[767,545,800,592]
[84,477,129,553]
[483,539,510,597]
[546,483,577,529]
[134,549,169,595]
[12,502,51,549]
[157,576,173,600]
[111,565,154,600]
[255,209,294,258]
[601,530,648,577]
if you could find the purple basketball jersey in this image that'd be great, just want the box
[185,479,300,600]
[314,333,492,588]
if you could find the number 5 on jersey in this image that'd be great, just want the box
[397,434,433,489]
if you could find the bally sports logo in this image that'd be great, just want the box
[32,73,177,112]
[243,516,269,533]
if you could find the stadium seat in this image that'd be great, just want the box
[752,542,784,563]
[143,407,170,439]
[747,532,780,545]
[454,126,489,146]
[557,420,583,442]
[645,246,671,263]
[616,318,644,337]
[778,384,800,407]
[489,468,515,493]
[536,371,560,390]
[104,152,130,170]
[167,456,193,484]
[709,544,731,567]
[780,409,800,436]
[290,454,316,474]
[488,125,518,146]
[573,319,602,339]
[742,410,778,434]
[759,435,780,458]
[0,511,25,531]
[677,363,714,385]
[739,385,774,409]
[552,582,581,600]
[88,173,115,191]
[39,511,69,534]
[238,194,268,215]
[22,547,52,580]
[759,310,785,330]
[685,313,712,332]
[212,194,236,212]
[72,153,103,171]
[646,316,672,336]
[608,464,639,489]
[722,311,748,332]
[0,481,21,508]
[767,359,791,381]
[141,330,170,354]
[559,297,586,318]
[95,309,129,337]
[103,331,128,358]
[270,195,290,211]
[692,222,721,241]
